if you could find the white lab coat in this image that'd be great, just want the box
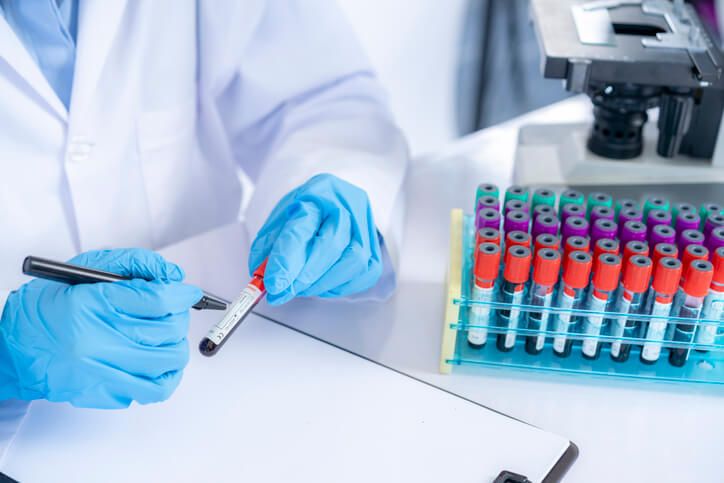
[0,0,408,459]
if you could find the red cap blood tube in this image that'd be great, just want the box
[496,245,532,352]
[693,247,724,351]
[468,243,502,348]
[682,244,709,280]
[553,251,592,357]
[200,258,268,356]
[609,255,653,362]
[581,253,622,360]
[641,257,683,364]
[622,240,649,277]
[525,248,562,355]
[505,230,532,252]
[476,227,501,247]
[669,259,714,367]
[652,242,678,268]
[534,233,560,258]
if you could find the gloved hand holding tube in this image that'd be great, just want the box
[0,249,202,408]
[248,174,383,305]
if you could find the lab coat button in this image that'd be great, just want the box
[66,137,94,162]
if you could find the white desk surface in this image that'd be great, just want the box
[161,97,723,482]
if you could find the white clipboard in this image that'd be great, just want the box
[0,311,576,482]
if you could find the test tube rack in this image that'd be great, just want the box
[440,209,724,384]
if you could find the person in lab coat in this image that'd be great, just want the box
[0,0,408,456]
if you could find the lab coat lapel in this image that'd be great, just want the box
[0,16,68,120]
[72,0,128,115]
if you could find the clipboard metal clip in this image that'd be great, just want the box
[494,470,531,483]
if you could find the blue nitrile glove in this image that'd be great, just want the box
[0,249,202,409]
[249,173,383,305]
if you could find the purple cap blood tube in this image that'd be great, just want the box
[590,205,615,226]
[504,199,528,215]
[532,204,556,220]
[649,224,676,247]
[646,209,672,230]
[675,212,700,233]
[562,216,589,241]
[477,195,500,213]
[532,214,559,239]
[560,203,585,224]
[477,207,501,230]
[504,209,530,233]
[591,218,617,244]
[618,208,643,236]
[678,229,705,253]
[704,213,724,238]
[707,226,724,252]
[620,221,647,246]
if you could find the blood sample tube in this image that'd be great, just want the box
[504,199,528,215]
[505,230,531,252]
[504,210,530,234]
[564,236,590,264]
[620,221,647,246]
[477,207,501,230]
[468,243,502,348]
[525,248,562,355]
[532,214,559,239]
[703,213,724,239]
[646,209,672,230]
[200,259,268,356]
[532,205,556,224]
[590,205,615,225]
[504,185,529,205]
[649,224,676,248]
[615,198,639,220]
[552,251,592,357]
[581,253,621,359]
[652,242,678,268]
[531,188,556,212]
[476,227,501,248]
[672,201,696,224]
[496,245,532,352]
[682,244,709,277]
[622,240,649,278]
[559,189,585,211]
[534,233,560,257]
[594,238,620,259]
[475,183,499,207]
[586,192,613,219]
[675,211,701,234]
[678,229,705,253]
[640,257,683,364]
[562,216,589,242]
[700,202,723,225]
[560,203,586,224]
[609,255,652,362]
[708,226,724,253]
[695,247,724,351]
[669,259,714,367]
[477,195,500,213]
[618,208,644,236]
[643,196,670,222]
[591,219,617,245]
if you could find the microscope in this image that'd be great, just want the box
[515,0,724,199]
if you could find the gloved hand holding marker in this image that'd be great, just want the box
[1,249,203,408]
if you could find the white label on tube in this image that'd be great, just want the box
[205,285,262,345]
[468,285,493,345]
[695,293,723,347]
[534,293,553,352]
[553,292,575,354]
[641,300,672,362]
[504,290,524,349]
[609,297,632,358]
[582,295,607,358]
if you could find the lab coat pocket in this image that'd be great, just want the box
[137,99,205,247]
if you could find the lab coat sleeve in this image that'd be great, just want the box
[205,0,409,299]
